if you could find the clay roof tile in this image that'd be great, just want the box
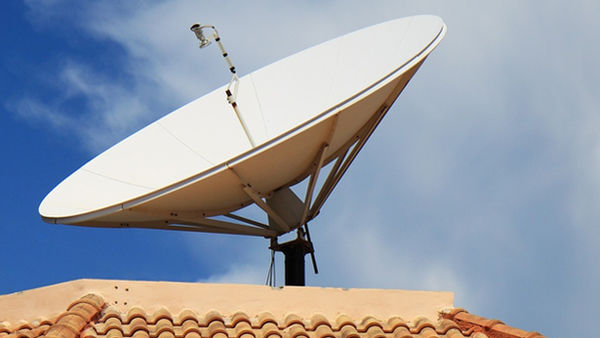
[8,330,33,338]
[212,333,228,338]
[440,308,468,318]
[125,307,147,323]
[105,327,123,338]
[202,311,225,327]
[445,327,468,338]
[314,323,336,338]
[9,331,35,338]
[385,316,408,332]
[131,330,149,338]
[99,308,122,322]
[238,333,255,338]
[256,312,277,328]
[283,314,304,328]
[67,294,104,312]
[175,309,198,325]
[151,308,173,324]
[258,322,280,338]
[339,324,361,338]
[389,324,412,337]
[182,330,201,338]
[0,322,10,334]
[435,319,462,334]
[128,317,149,336]
[440,309,546,338]
[206,318,227,337]
[34,324,53,337]
[308,314,331,330]
[40,294,104,338]
[155,317,175,337]
[42,322,80,338]
[333,314,355,331]
[363,323,386,337]
[79,326,96,338]
[230,312,252,328]
[14,322,32,331]
[358,316,384,332]
[101,316,123,333]
[285,326,307,338]
[232,320,254,338]
[157,330,175,338]
[181,318,200,334]
[286,324,309,338]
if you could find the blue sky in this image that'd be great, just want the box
[2,1,599,336]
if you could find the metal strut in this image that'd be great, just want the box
[265,246,276,287]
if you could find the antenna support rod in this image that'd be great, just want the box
[270,229,314,286]
[190,23,256,147]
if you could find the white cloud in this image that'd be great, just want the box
[12,61,163,152]
[198,263,266,285]
[13,98,70,130]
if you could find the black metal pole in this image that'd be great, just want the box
[272,233,313,286]
[280,241,307,286]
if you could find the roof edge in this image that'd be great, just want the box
[0,279,453,324]
[440,308,546,338]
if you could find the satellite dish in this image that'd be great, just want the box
[40,15,446,284]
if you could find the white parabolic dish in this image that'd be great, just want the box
[40,15,446,237]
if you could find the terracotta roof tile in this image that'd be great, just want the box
[152,309,173,324]
[39,294,103,338]
[288,323,309,337]
[126,308,147,323]
[0,295,102,338]
[440,309,544,338]
[256,312,277,328]
[130,330,148,338]
[389,324,412,337]
[86,296,490,338]
[339,324,360,337]
[0,322,12,334]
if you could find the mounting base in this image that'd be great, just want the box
[271,231,314,286]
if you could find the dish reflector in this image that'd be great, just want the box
[40,15,446,237]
